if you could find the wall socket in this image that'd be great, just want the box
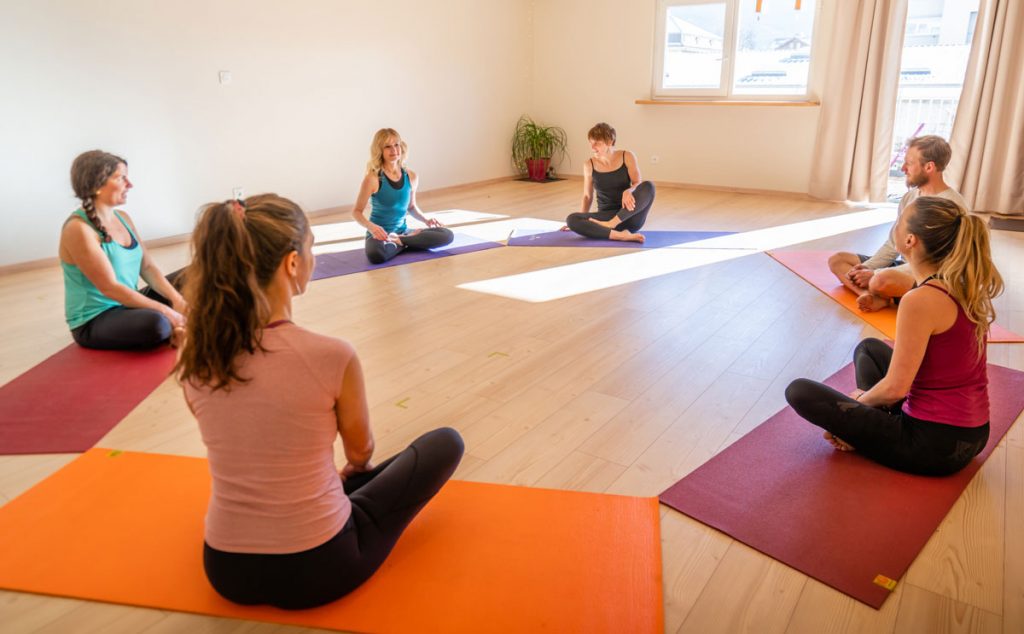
[650,155,660,164]
[232,187,244,200]
[219,70,232,85]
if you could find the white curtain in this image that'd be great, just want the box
[947,0,1024,215]
[808,0,908,202]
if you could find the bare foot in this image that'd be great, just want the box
[856,292,890,312]
[559,224,570,231]
[170,326,186,349]
[824,431,855,452]
[387,232,405,246]
[609,229,645,243]
[588,217,619,229]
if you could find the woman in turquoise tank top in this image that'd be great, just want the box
[352,128,454,264]
[58,150,187,350]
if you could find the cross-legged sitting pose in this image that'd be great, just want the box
[352,128,454,264]
[827,135,967,312]
[177,194,464,609]
[563,122,655,243]
[787,196,1002,476]
[59,150,187,350]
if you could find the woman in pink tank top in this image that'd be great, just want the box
[786,196,1004,475]
[175,194,463,609]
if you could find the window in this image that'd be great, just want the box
[887,0,980,198]
[652,0,819,99]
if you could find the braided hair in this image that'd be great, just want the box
[70,150,126,243]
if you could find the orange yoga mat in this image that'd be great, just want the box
[768,250,1024,343]
[0,449,663,633]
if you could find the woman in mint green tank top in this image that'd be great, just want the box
[351,128,454,264]
[58,150,187,350]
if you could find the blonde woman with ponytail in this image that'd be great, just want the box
[59,150,187,349]
[177,194,463,609]
[786,197,1003,476]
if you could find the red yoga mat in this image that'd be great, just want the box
[0,345,176,455]
[0,449,663,633]
[659,362,1024,608]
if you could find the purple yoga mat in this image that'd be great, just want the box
[659,362,1024,608]
[312,233,503,280]
[507,229,734,249]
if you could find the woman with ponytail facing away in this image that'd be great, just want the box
[59,150,187,349]
[177,194,463,609]
[785,197,1003,476]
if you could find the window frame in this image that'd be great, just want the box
[651,0,821,102]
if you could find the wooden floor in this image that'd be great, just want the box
[1,179,1022,633]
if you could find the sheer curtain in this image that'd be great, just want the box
[947,0,1024,215]
[808,0,908,202]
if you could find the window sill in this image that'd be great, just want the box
[635,99,820,107]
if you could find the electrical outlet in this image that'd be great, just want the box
[218,70,232,85]
[650,155,660,164]
[232,187,244,200]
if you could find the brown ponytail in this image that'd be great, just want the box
[907,196,1004,355]
[70,150,126,243]
[175,194,310,391]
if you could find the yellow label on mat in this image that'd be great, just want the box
[107,450,123,458]
[873,574,897,591]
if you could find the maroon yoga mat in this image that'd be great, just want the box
[659,362,1024,608]
[0,345,176,455]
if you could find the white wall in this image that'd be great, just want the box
[0,0,532,265]
[531,0,836,195]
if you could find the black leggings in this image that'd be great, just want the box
[70,270,184,351]
[565,181,656,239]
[785,338,989,476]
[203,427,465,610]
[365,227,455,264]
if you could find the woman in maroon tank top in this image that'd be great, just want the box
[786,197,1004,475]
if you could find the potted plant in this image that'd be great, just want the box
[511,115,569,182]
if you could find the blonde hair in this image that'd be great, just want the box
[907,197,1004,355]
[175,194,310,391]
[365,128,408,176]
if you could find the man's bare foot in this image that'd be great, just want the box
[824,431,855,452]
[588,217,619,229]
[609,229,644,243]
[856,292,890,312]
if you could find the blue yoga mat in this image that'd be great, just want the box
[507,229,734,249]
[312,233,503,280]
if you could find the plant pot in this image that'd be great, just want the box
[526,158,551,182]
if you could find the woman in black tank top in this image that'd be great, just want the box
[564,122,655,242]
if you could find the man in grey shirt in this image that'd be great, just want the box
[828,135,968,311]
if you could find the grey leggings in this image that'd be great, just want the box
[365,227,455,264]
[785,338,989,476]
[565,181,656,239]
[70,269,184,350]
[203,427,465,610]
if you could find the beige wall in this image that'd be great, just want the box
[531,0,836,195]
[0,0,532,265]
[1,0,842,266]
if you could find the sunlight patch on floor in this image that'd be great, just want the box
[458,206,897,302]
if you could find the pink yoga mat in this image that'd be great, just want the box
[659,362,1024,608]
[0,345,176,455]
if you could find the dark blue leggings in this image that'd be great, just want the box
[70,270,184,350]
[785,338,989,476]
[203,427,465,610]
[365,227,455,264]
[565,181,656,239]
